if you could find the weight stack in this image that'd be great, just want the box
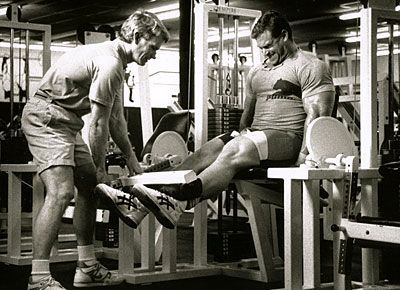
[208,106,243,140]
[208,230,256,262]
[207,186,256,262]
[95,211,119,248]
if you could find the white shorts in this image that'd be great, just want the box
[231,130,268,160]
[229,129,302,161]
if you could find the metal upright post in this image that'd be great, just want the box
[233,16,239,105]
[25,29,29,100]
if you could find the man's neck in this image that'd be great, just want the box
[117,38,135,63]
[286,41,298,59]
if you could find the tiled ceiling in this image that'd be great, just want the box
[0,0,389,55]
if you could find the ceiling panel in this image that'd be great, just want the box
[0,0,388,56]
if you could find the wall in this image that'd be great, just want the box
[124,48,179,108]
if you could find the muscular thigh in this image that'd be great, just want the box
[40,165,75,199]
[219,136,260,168]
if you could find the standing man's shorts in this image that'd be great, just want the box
[218,129,302,161]
[21,95,94,174]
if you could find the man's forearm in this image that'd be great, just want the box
[109,118,135,158]
[239,114,252,131]
[240,96,255,131]
[300,92,335,157]
[299,115,315,156]
[89,121,109,172]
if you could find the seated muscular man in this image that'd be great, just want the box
[96,10,335,229]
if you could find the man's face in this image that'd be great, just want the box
[133,34,164,66]
[256,30,287,67]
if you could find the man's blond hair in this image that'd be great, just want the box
[119,10,170,43]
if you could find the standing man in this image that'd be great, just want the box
[97,10,335,229]
[22,10,169,289]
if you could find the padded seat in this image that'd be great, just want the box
[234,159,296,180]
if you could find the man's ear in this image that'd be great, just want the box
[134,32,141,44]
[281,30,289,42]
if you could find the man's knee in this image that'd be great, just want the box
[217,137,260,168]
[40,166,75,204]
[45,182,75,208]
[194,136,225,159]
[217,132,235,144]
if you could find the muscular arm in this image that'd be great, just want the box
[296,91,335,164]
[239,69,256,131]
[89,101,112,183]
[109,98,142,175]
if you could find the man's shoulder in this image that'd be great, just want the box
[290,50,329,75]
[78,41,121,62]
[248,63,265,77]
[295,49,325,65]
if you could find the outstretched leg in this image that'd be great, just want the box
[173,135,226,173]
[196,136,260,199]
[126,136,260,228]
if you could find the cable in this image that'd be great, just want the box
[14,174,33,189]
[185,0,194,145]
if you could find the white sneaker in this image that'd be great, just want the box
[27,276,66,290]
[73,261,124,287]
[132,184,187,229]
[96,183,149,228]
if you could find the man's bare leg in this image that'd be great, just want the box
[30,166,74,285]
[73,163,97,245]
[174,136,225,173]
[33,166,75,259]
[196,136,260,199]
[124,136,261,229]
[152,135,259,201]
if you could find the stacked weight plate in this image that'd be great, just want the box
[208,106,243,140]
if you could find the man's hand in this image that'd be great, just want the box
[126,153,143,176]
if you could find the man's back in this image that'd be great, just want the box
[36,39,127,117]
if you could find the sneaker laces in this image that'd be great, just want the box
[156,193,177,210]
[34,276,63,290]
[116,191,141,211]
[80,262,111,282]
[122,194,149,214]
[156,192,186,212]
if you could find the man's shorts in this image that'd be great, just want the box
[220,129,302,161]
[21,95,94,174]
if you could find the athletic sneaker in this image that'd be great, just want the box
[27,275,66,290]
[96,183,149,228]
[73,261,124,287]
[132,184,187,229]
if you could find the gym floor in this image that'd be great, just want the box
[0,260,276,290]
[0,234,357,290]
[1,215,397,290]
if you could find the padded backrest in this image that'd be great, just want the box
[140,111,191,161]
[332,86,340,118]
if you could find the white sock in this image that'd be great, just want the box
[77,244,97,265]
[31,259,50,282]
